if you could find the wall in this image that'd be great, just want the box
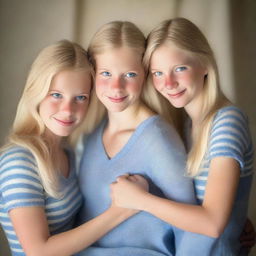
[0,0,255,255]
[0,1,76,254]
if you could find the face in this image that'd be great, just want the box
[94,47,145,113]
[150,44,207,111]
[39,69,91,138]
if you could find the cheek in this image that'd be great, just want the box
[95,78,108,95]
[95,77,108,87]
[152,77,163,91]
[187,72,205,90]
[75,104,88,122]
[129,80,143,94]
[39,99,58,115]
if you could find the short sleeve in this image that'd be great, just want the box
[208,106,251,171]
[0,147,45,212]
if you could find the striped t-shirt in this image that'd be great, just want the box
[0,146,83,256]
[193,105,254,255]
[194,105,254,202]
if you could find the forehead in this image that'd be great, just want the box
[151,43,195,67]
[50,69,91,92]
[95,47,143,69]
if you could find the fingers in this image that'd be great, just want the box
[133,174,146,182]
[113,174,148,188]
[241,241,255,248]
[240,218,256,250]
[240,233,256,247]
[116,173,130,182]
[127,175,137,182]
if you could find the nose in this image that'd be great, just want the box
[165,73,178,89]
[110,76,123,90]
[61,100,74,115]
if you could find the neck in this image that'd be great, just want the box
[185,93,204,126]
[106,101,155,132]
[43,130,64,152]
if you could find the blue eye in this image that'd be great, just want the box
[125,72,137,78]
[75,95,87,101]
[175,66,187,72]
[51,93,62,99]
[101,71,111,77]
[153,71,163,77]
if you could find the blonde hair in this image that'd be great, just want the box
[87,20,174,126]
[1,40,93,197]
[144,18,228,176]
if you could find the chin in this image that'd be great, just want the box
[54,128,74,137]
[173,104,185,109]
[106,104,129,113]
[169,101,186,109]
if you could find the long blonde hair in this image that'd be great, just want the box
[87,20,174,126]
[144,18,228,176]
[1,40,93,197]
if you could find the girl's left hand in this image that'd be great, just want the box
[110,174,149,210]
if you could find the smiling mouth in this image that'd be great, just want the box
[54,118,75,126]
[167,89,186,98]
[108,96,128,103]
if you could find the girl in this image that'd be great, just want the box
[0,40,137,256]
[76,21,198,256]
[111,18,254,255]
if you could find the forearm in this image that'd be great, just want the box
[140,158,240,238]
[140,193,221,238]
[28,207,134,256]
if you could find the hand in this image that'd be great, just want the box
[110,174,149,210]
[240,218,256,251]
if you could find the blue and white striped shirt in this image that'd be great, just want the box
[194,105,254,202]
[0,146,83,256]
[193,105,254,255]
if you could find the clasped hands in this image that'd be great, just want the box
[110,174,149,211]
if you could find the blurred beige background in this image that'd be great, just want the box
[0,0,255,255]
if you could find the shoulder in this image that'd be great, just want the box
[208,106,253,168]
[0,145,39,182]
[213,105,249,129]
[0,146,45,212]
[0,145,36,168]
[140,115,185,153]
[211,105,251,142]
[147,115,182,139]
[142,115,180,137]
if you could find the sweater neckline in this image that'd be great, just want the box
[99,115,159,162]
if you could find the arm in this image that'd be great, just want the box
[1,148,135,256]
[112,157,240,238]
[112,108,248,238]
[10,205,134,256]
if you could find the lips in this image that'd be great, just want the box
[108,96,128,103]
[167,89,186,98]
[54,118,75,126]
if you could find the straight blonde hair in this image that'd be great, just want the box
[144,18,228,176]
[1,40,93,197]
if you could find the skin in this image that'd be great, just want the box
[111,43,241,238]
[9,69,137,256]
